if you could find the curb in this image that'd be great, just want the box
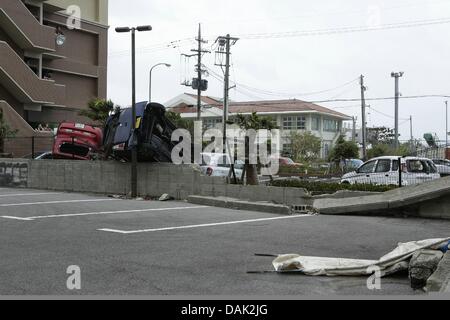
[187,195,291,215]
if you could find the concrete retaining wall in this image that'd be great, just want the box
[0,159,311,206]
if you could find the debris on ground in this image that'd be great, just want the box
[108,194,126,199]
[409,250,443,290]
[159,194,173,201]
[270,237,450,279]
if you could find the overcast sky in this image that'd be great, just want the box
[107,0,450,142]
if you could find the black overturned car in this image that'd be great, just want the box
[102,102,178,162]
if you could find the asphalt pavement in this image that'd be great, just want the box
[0,186,449,296]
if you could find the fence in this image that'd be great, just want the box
[2,136,55,158]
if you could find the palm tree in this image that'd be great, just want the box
[79,99,117,128]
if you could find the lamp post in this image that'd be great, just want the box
[115,25,152,198]
[149,63,171,103]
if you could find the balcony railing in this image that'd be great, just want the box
[0,41,65,106]
[0,0,56,52]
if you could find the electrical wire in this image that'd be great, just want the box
[236,17,450,40]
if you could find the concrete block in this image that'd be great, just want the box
[409,249,443,290]
[187,196,291,215]
[427,251,450,292]
[226,184,242,199]
[48,163,65,190]
[266,186,285,204]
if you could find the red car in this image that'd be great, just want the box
[278,157,303,167]
[53,123,103,160]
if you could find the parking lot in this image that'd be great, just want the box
[1,186,450,296]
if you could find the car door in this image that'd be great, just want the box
[372,159,394,185]
[406,159,434,185]
[353,160,377,184]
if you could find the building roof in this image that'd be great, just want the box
[166,94,352,120]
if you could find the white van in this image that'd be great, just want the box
[341,156,440,186]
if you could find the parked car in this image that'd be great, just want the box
[53,123,103,160]
[103,102,177,162]
[343,159,364,172]
[200,152,244,177]
[23,151,51,159]
[35,152,53,160]
[278,157,302,167]
[341,156,440,186]
[432,159,450,177]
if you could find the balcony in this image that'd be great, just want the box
[0,41,65,106]
[0,0,56,52]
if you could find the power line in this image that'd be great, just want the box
[206,66,360,98]
[236,17,450,40]
[308,95,450,103]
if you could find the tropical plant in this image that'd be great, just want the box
[229,113,278,185]
[79,98,117,128]
[0,109,17,153]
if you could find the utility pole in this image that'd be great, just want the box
[410,115,414,153]
[215,34,239,151]
[352,116,357,143]
[360,75,367,161]
[181,24,210,121]
[391,72,404,149]
[446,101,448,148]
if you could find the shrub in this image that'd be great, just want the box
[269,179,396,194]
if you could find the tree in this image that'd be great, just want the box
[328,136,359,161]
[289,131,322,162]
[0,109,17,153]
[166,111,194,135]
[79,99,117,128]
[367,142,411,159]
[229,113,278,185]
[367,127,396,146]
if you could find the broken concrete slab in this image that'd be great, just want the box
[409,250,443,290]
[313,176,450,218]
[187,195,291,215]
[427,251,450,293]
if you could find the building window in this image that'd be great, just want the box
[311,117,320,131]
[324,143,330,158]
[282,117,294,130]
[282,144,292,155]
[203,118,222,130]
[283,116,306,130]
[323,119,338,132]
[296,116,306,130]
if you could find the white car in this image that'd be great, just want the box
[200,153,244,178]
[341,156,440,186]
[432,159,450,177]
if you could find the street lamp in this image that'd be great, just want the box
[149,63,171,103]
[115,25,152,198]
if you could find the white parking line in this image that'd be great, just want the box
[0,192,61,198]
[0,206,209,221]
[0,199,119,207]
[98,214,313,234]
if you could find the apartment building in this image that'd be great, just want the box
[0,0,108,135]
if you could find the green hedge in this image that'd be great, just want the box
[269,179,397,193]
